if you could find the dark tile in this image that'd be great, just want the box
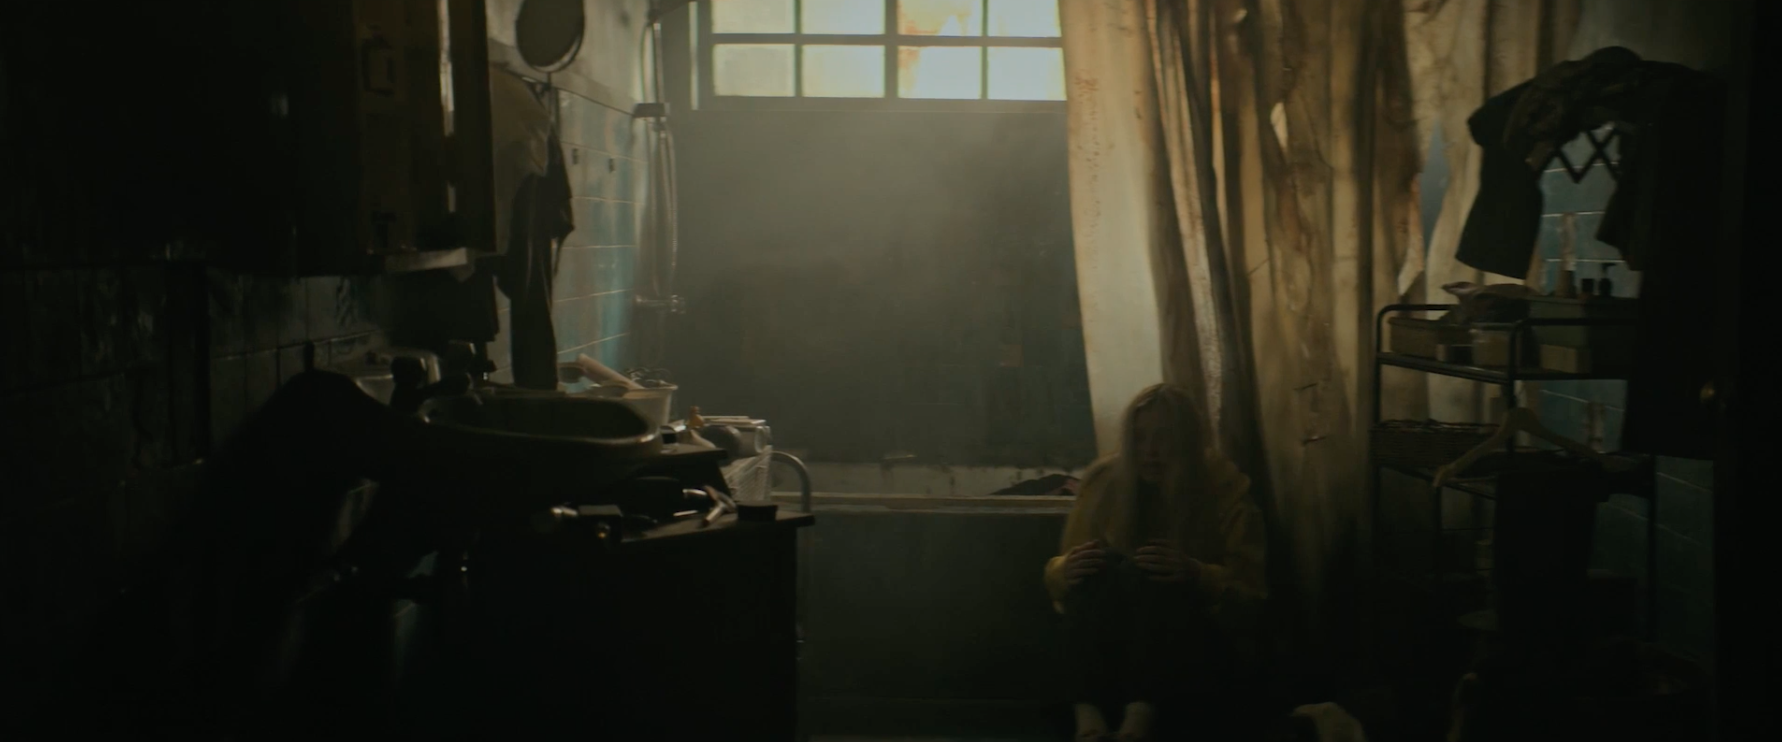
[1588,500,1647,580]
[305,276,345,340]
[1655,586,1714,665]
[127,364,175,471]
[27,270,87,383]
[206,269,246,356]
[120,464,203,563]
[1655,528,1712,596]
[0,271,33,391]
[327,333,378,368]
[278,345,309,386]
[244,350,279,413]
[1656,474,1712,542]
[209,355,247,446]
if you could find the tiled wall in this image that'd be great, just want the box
[1531,134,1715,666]
[486,89,644,383]
[3,4,648,715]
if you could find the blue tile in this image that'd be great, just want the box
[1655,586,1715,666]
[611,246,637,292]
[1537,215,1564,260]
[1537,391,1589,441]
[1656,473,1712,542]
[613,201,638,246]
[613,158,637,203]
[1589,499,1648,579]
[596,200,620,246]
[1537,259,1562,294]
[594,335,630,371]
[561,198,590,248]
[556,94,588,147]
[1656,529,1712,596]
[576,96,603,149]
[553,247,597,300]
[1540,165,1618,214]
[1600,404,1624,451]
[606,108,636,156]
[599,291,631,340]
[1571,212,1621,260]
[1658,456,1714,490]
[1599,262,1640,298]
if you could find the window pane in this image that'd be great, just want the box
[803,45,887,97]
[712,0,795,33]
[714,44,796,96]
[987,0,1061,37]
[988,47,1065,100]
[898,46,982,99]
[804,0,886,34]
[899,0,984,36]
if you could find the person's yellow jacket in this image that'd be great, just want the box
[1042,450,1268,619]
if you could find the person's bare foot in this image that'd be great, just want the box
[1117,701,1155,741]
[1075,702,1112,741]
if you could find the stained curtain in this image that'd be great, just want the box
[1061,0,1579,664]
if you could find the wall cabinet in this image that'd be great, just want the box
[216,0,497,276]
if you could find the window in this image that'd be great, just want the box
[697,0,1065,109]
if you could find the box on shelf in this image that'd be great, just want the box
[1526,295,1637,347]
[1470,326,1538,368]
[1389,316,1471,359]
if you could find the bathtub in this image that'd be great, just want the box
[768,462,1081,737]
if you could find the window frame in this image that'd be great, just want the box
[693,0,1067,113]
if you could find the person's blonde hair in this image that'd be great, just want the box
[1082,383,1216,550]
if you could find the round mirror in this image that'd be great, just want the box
[515,0,586,72]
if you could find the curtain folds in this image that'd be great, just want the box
[1063,0,1579,665]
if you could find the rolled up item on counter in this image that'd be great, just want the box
[576,353,642,390]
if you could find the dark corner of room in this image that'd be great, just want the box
[0,1,1770,741]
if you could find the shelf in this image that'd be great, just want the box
[1378,461,1499,498]
[1378,352,1628,383]
[1378,453,1655,500]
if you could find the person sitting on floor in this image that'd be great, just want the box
[1042,383,1269,741]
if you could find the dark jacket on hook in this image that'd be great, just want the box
[1453,47,1725,459]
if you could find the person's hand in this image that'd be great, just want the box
[1135,539,1199,585]
[1062,540,1107,588]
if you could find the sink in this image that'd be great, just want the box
[417,390,661,459]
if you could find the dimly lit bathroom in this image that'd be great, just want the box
[0,1,1770,740]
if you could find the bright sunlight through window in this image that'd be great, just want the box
[703,0,1065,105]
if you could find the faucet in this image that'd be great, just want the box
[389,356,472,416]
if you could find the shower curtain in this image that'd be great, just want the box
[1060,0,1578,667]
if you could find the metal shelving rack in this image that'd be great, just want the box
[1368,303,1659,637]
